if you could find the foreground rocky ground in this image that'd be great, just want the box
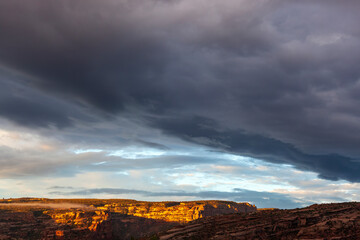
[0,198,255,239]
[150,202,360,240]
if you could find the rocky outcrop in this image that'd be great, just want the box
[152,202,360,240]
[100,200,256,223]
[45,210,109,231]
[41,210,112,239]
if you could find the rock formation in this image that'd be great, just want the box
[0,198,255,239]
[3,198,360,240]
[97,200,256,223]
[152,202,360,240]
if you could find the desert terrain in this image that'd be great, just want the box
[0,198,255,239]
[1,198,360,239]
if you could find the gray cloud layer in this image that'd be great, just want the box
[151,116,360,182]
[1,0,360,182]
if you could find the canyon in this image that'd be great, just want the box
[0,198,256,239]
[2,198,360,239]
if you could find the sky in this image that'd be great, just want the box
[0,0,360,209]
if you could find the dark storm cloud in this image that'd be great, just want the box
[0,96,71,128]
[49,187,309,209]
[0,0,171,113]
[151,115,360,182]
[0,71,73,128]
[1,0,360,182]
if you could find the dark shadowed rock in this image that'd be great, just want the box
[151,202,360,240]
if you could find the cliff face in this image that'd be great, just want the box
[46,210,109,231]
[42,210,112,239]
[44,200,256,239]
[99,200,256,223]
